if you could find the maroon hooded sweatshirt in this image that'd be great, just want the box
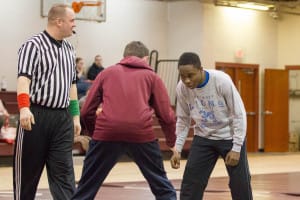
[80,56,176,148]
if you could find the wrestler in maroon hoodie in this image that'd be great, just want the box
[73,41,177,200]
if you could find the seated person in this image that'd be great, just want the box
[0,99,9,128]
[0,99,9,117]
[76,57,92,99]
[87,54,104,81]
[0,99,15,144]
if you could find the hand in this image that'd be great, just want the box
[73,115,81,137]
[225,150,240,166]
[0,100,9,118]
[2,109,9,118]
[96,107,102,116]
[19,107,35,131]
[170,147,181,169]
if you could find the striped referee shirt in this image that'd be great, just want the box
[18,31,77,109]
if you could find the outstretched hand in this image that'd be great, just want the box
[73,115,81,137]
[170,147,181,169]
[19,107,35,131]
[225,150,240,166]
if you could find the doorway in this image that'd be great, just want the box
[286,65,300,152]
[264,69,289,152]
[215,62,259,152]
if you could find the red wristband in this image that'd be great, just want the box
[17,93,30,110]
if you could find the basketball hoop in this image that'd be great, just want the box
[72,1,102,13]
[71,0,106,22]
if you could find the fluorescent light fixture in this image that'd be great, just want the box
[236,2,273,11]
[214,1,276,12]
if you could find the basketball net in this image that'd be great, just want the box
[71,1,105,22]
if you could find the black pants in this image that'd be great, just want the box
[72,140,176,200]
[180,136,253,200]
[13,105,75,200]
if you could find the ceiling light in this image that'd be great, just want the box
[214,0,277,12]
[236,2,274,11]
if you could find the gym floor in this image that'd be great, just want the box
[0,152,299,199]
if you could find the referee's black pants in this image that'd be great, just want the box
[13,105,75,200]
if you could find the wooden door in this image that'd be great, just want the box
[264,69,289,152]
[216,62,259,152]
[237,69,258,152]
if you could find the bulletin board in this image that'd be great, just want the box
[41,0,106,22]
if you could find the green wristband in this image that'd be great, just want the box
[69,100,80,116]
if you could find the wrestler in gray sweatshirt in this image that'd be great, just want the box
[175,69,247,153]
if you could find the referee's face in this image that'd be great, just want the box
[60,7,76,38]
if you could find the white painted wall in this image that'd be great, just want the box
[0,0,168,90]
[72,0,169,67]
[0,1,43,91]
[167,2,278,68]
[278,14,300,67]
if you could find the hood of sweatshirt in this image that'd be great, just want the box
[118,56,153,71]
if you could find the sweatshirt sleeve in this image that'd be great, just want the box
[151,76,176,148]
[80,73,103,136]
[219,74,247,152]
[175,82,192,152]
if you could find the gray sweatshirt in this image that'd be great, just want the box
[175,69,247,153]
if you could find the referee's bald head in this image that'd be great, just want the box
[48,4,70,23]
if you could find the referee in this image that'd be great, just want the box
[13,4,81,200]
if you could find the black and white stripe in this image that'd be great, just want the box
[18,31,76,108]
[14,125,23,200]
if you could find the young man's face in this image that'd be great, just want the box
[178,64,203,89]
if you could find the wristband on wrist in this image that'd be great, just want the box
[69,100,80,116]
[17,93,30,110]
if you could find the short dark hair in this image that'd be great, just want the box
[123,41,149,58]
[178,52,202,69]
[76,57,83,64]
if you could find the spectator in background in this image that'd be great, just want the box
[0,99,9,118]
[0,99,9,128]
[87,54,104,80]
[76,57,91,99]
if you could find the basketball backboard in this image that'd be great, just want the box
[41,0,106,22]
